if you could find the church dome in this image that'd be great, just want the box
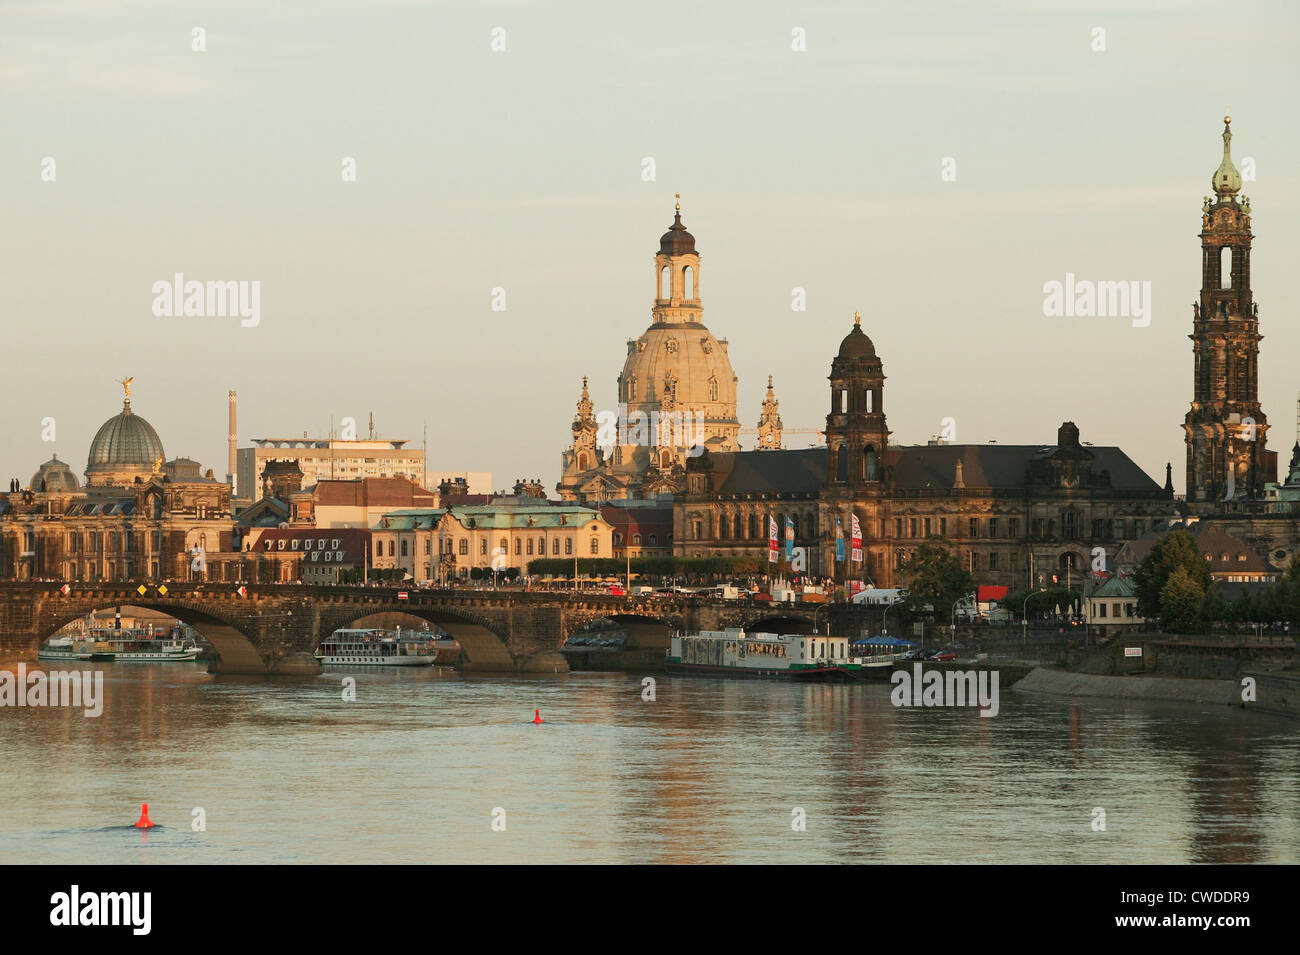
[29,456,79,493]
[659,211,697,256]
[86,398,165,484]
[621,324,739,418]
[837,313,877,359]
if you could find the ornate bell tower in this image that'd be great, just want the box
[825,311,889,487]
[1183,112,1273,505]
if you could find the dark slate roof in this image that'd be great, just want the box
[888,444,1162,492]
[704,443,1162,495]
[711,449,827,494]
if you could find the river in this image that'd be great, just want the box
[2,662,1297,864]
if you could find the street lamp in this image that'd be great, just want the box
[1022,588,1043,646]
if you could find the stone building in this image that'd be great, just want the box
[557,201,745,502]
[371,498,615,583]
[0,385,235,582]
[677,314,1175,589]
[1165,115,1300,577]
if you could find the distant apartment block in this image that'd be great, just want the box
[238,438,425,498]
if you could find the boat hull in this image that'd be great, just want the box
[666,660,855,681]
[313,655,436,667]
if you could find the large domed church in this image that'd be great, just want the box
[558,201,778,502]
[1,382,234,582]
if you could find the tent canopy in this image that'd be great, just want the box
[853,635,916,647]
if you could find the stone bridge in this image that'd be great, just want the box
[0,582,837,674]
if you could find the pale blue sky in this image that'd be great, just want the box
[2,0,1297,495]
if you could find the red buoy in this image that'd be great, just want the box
[532,709,543,724]
[134,803,155,829]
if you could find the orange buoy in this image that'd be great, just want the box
[134,802,155,828]
[532,709,543,724]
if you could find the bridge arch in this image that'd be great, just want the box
[39,600,269,672]
[328,604,515,671]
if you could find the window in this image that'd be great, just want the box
[969,518,978,538]
[988,518,998,538]
[909,518,917,538]
[988,553,998,570]
[924,517,931,536]
[1098,603,1107,618]
[526,539,534,555]
[719,515,729,538]
[693,520,701,540]
[1008,518,1019,538]
[514,539,521,555]
[538,536,545,554]
[1113,602,1122,618]
[895,518,903,538]
[552,538,560,555]
[400,540,408,557]
[633,534,642,545]
[590,538,599,555]
[459,539,468,555]
[647,534,657,545]
[939,517,947,536]
[480,539,487,555]
[1221,246,1232,289]
[500,537,508,555]
[563,538,572,555]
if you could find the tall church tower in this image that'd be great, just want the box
[825,312,890,487]
[1183,113,1274,505]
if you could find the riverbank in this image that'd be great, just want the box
[1012,665,1300,718]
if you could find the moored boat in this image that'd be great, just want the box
[667,627,861,680]
[38,636,116,662]
[314,627,438,667]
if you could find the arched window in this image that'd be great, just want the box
[633,534,642,545]
[627,375,637,402]
[660,266,670,300]
[1221,247,1232,289]
[748,514,758,538]
[709,376,719,402]
[719,515,729,538]
[577,452,589,471]
[864,445,878,481]
[683,265,694,299]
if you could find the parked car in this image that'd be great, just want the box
[932,650,957,662]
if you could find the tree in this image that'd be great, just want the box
[1160,566,1206,633]
[900,537,974,614]
[1134,530,1211,619]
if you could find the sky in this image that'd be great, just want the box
[2,0,1298,496]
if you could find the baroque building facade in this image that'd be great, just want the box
[558,202,745,502]
[0,385,236,582]
[678,314,1176,589]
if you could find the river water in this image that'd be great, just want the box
[2,662,1297,864]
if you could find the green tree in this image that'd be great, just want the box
[900,537,974,614]
[1160,566,1206,633]
[1134,530,1211,619]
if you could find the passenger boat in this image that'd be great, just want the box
[314,627,438,666]
[40,627,199,662]
[38,636,116,662]
[666,627,862,680]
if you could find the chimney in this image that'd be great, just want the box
[228,390,237,495]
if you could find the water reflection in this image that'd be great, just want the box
[0,663,1296,864]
